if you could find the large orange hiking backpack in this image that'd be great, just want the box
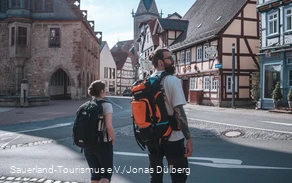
[130,72,176,150]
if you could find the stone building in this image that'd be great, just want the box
[0,0,102,106]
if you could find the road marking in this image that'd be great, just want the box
[189,162,292,170]
[114,151,292,170]
[188,118,292,135]
[258,120,292,126]
[107,97,123,109]
[1,134,22,148]
[0,122,73,136]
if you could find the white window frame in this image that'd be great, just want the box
[197,47,202,61]
[203,46,208,60]
[180,51,185,65]
[226,76,238,93]
[203,76,210,91]
[190,77,197,90]
[268,12,278,35]
[285,8,292,32]
[186,49,191,64]
[211,76,218,92]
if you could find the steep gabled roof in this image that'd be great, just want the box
[111,40,134,52]
[148,19,159,46]
[142,0,154,11]
[167,12,182,19]
[169,0,249,50]
[100,41,106,51]
[111,51,128,70]
[156,18,189,31]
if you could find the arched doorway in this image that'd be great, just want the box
[49,69,71,99]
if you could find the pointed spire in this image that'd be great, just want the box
[160,9,163,17]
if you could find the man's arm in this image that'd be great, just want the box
[173,105,193,157]
[173,105,191,139]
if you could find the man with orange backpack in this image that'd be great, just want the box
[131,48,193,183]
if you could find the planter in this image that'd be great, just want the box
[273,99,281,109]
[288,101,292,109]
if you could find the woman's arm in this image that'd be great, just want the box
[104,113,115,144]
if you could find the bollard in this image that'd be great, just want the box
[20,78,29,107]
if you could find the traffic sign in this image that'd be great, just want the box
[215,64,222,69]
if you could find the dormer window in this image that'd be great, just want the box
[10,0,28,9]
[0,0,8,12]
[35,0,53,12]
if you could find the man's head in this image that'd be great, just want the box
[149,48,175,75]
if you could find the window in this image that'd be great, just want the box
[285,8,292,31]
[204,76,210,91]
[45,0,53,11]
[264,64,281,98]
[211,76,218,91]
[197,47,202,61]
[49,28,60,47]
[268,12,278,35]
[203,46,209,60]
[190,77,197,90]
[109,68,112,79]
[18,27,27,46]
[226,76,238,93]
[186,49,191,64]
[35,0,43,11]
[113,68,115,79]
[288,58,292,65]
[180,51,185,65]
[0,0,8,12]
[104,67,108,78]
[11,27,15,46]
[11,0,21,8]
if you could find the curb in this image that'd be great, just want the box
[268,110,292,114]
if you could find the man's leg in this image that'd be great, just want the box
[164,139,188,183]
[148,145,164,183]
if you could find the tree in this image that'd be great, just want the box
[272,82,282,100]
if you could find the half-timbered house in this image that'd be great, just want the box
[160,0,260,107]
[257,0,292,109]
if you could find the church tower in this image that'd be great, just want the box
[132,0,161,56]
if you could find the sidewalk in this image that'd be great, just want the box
[0,99,88,126]
[1,98,291,126]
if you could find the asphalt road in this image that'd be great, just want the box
[0,97,292,183]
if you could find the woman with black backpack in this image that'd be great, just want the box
[84,80,115,183]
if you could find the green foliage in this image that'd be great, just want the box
[288,88,292,101]
[250,73,260,102]
[272,82,282,100]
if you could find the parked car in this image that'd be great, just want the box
[123,89,132,96]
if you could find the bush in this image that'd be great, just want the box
[272,82,282,100]
[288,88,292,101]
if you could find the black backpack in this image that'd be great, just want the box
[73,99,108,149]
[130,72,178,150]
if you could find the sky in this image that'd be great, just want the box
[80,0,196,49]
